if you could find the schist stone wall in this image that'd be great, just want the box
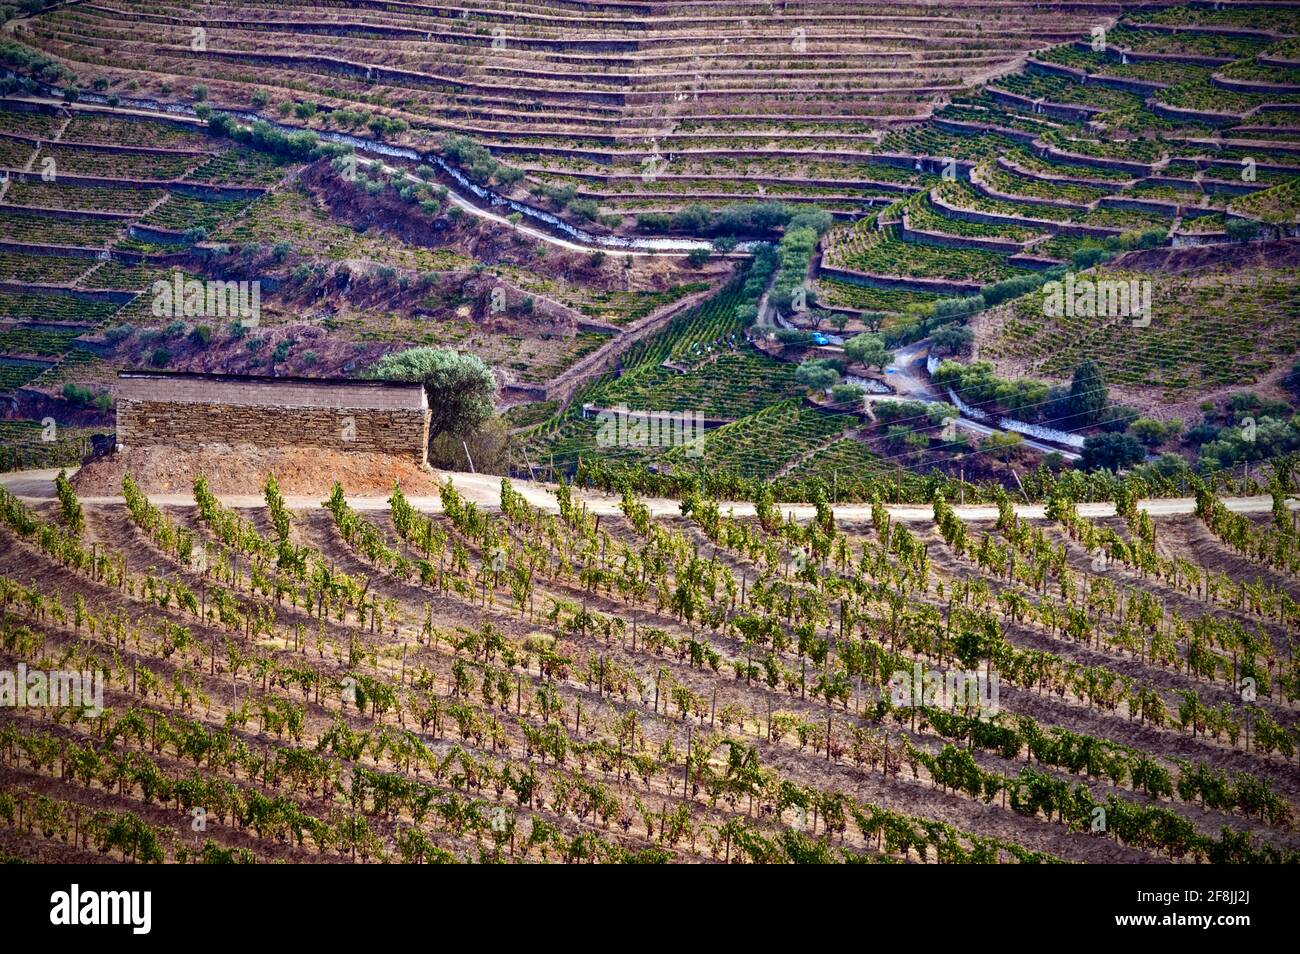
[115,372,430,462]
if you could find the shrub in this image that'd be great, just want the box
[672,204,712,233]
[1129,416,1179,447]
[795,359,841,392]
[441,133,518,185]
[568,198,599,221]
[831,383,865,406]
[149,347,170,367]
[1080,432,1145,471]
[885,425,930,451]
[981,271,1052,307]
[1072,244,1109,269]
[188,325,212,347]
[1226,218,1262,242]
[843,332,893,371]
[932,295,985,320]
[980,431,1023,461]
[930,323,973,355]
[104,323,134,345]
[62,382,93,405]
[1097,403,1138,433]
[875,399,931,424]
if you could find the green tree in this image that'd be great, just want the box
[795,359,840,392]
[1080,432,1145,471]
[931,323,973,355]
[843,332,893,372]
[366,347,497,444]
[1068,359,1107,427]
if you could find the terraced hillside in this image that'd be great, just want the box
[0,96,731,474]
[12,0,1121,224]
[2,0,1300,878]
[2,469,1299,864]
[0,102,291,471]
[1,2,1299,501]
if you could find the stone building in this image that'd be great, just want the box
[115,370,430,463]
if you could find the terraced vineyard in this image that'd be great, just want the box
[0,100,301,415]
[2,463,1299,869]
[522,259,811,474]
[7,0,1116,225]
[1,0,1300,889]
[980,269,1300,405]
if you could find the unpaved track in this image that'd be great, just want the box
[5,489,1295,861]
[4,467,1293,523]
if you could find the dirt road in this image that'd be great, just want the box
[3,467,1290,522]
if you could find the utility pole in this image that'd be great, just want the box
[462,440,475,473]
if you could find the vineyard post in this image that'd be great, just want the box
[683,723,692,802]
[1012,468,1028,502]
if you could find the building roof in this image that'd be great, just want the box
[115,369,428,411]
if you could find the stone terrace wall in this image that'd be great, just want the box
[115,374,430,462]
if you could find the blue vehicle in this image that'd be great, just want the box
[810,332,831,346]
